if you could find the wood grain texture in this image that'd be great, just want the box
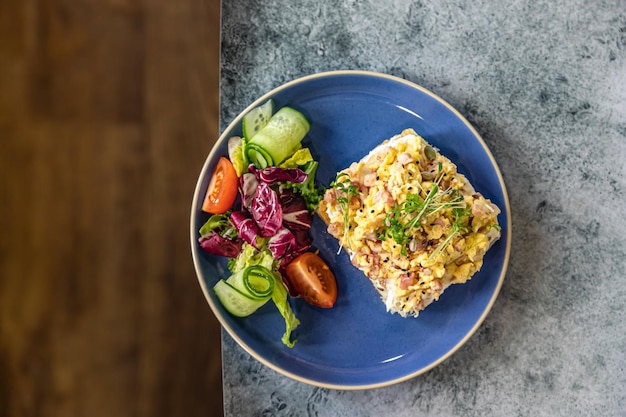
[0,0,223,415]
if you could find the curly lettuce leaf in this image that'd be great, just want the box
[279,148,314,168]
[228,136,247,176]
[227,242,274,274]
[271,272,300,348]
[281,160,325,212]
[199,213,238,240]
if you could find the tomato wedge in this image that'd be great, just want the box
[285,252,337,308]
[202,157,238,214]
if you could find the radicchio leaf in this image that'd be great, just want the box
[267,227,296,260]
[239,171,258,211]
[199,233,243,258]
[251,182,283,237]
[285,229,312,266]
[279,189,312,232]
[291,229,312,252]
[230,211,260,248]
[250,165,308,185]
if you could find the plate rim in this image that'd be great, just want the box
[190,69,512,390]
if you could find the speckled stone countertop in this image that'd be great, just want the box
[218,0,626,415]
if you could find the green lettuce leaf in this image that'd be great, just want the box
[227,242,273,273]
[199,213,237,239]
[228,136,248,176]
[281,160,325,212]
[279,147,314,168]
[271,273,300,348]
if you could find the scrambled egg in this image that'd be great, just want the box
[320,129,501,317]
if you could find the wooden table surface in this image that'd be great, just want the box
[0,0,223,415]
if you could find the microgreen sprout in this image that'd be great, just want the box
[330,172,360,253]
[426,204,472,262]
[378,163,467,256]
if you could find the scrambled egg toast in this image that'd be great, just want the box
[319,129,501,317]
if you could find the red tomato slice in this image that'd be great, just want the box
[202,157,238,214]
[285,252,337,308]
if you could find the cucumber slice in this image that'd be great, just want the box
[213,280,268,317]
[213,265,275,317]
[227,265,274,300]
[245,143,274,168]
[242,99,274,141]
[247,107,310,166]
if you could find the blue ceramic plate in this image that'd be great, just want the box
[191,71,511,390]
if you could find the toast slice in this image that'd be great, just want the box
[319,129,501,317]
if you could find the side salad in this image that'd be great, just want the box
[198,100,337,347]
